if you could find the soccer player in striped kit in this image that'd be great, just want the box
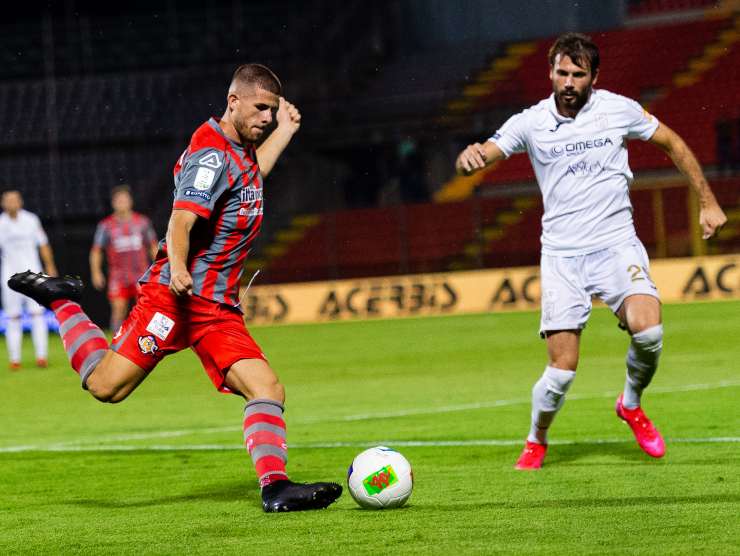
[455,33,727,469]
[9,64,342,511]
[90,185,159,333]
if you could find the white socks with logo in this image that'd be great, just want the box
[623,324,663,409]
[527,366,576,445]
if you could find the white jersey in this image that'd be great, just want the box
[489,89,659,256]
[0,209,48,281]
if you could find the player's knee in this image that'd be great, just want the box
[258,378,285,404]
[632,324,663,354]
[549,355,578,371]
[85,372,129,404]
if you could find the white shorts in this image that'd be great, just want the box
[1,282,45,318]
[539,239,660,336]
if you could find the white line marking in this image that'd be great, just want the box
[0,437,738,453]
[2,380,738,450]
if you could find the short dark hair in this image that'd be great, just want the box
[111,184,131,199]
[231,63,282,95]
[548,33,600,75]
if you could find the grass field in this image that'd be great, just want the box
[1,300,738,555]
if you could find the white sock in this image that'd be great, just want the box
[30,312,48,360]
[5,317,22,363]
[623,324,663,409]
[527,366,576,445]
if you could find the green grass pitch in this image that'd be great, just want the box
[1,300,738,555]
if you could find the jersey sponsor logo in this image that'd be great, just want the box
[239,207,263,217]
[565,160,603,177]
[184,189,212,201]
[145,312,175,341]
[137,335,159,355]
[112,234,143,252]
[549,136,614,158]
[193,167,216,190]
[240,185,263,204]
[198,152,222,169]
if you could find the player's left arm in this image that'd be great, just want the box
[256,97,301,178]
[648,122,727,239]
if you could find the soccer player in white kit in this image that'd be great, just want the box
[0,190,59,370]
[455,33,727,468]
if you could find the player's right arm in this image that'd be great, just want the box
[455,141,506,176]
[166,209,198,296]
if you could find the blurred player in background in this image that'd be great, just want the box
[455,33,727,469]
[9,64,342,512]
[0,190,58,369]
[90,185,158,332]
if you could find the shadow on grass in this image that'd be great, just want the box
[69,482,259,509]
[547,441,652,465]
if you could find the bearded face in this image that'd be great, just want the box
[550,53,598,116]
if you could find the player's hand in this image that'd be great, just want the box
[46,266,59,278]
[700,201,727,239]
[169,269,193,296]
[91,271,106,291]
[276,97,301,135]
[456,143,488,175]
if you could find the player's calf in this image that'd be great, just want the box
[7,271,111,391]
[623,324,662,409]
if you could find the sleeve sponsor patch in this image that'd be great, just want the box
[184,189,212,201]
[193,167,216,190]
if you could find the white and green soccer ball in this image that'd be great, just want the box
[347,446,413,509]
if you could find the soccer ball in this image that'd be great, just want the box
[347,446,413,509]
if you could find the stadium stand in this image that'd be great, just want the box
[1,2,737,291]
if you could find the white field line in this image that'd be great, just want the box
[0,437,738,453]
[2,380,738,451]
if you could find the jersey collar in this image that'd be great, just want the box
[207,117,246,152]
[548,89,600,124]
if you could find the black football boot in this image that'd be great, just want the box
[7,270,83,309]
[261,479,342,512]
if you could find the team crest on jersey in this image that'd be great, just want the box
[594,114,609,130]
[198,152,222,169]
[138,335,159,355]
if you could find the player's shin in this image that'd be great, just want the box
[243,399,289,488]
[5,316,22,365]
[51,300,108,387]
[528,366,576,444]
[623,324,663,409]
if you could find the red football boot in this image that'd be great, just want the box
[515,441,547,470]
[616,394,665,458]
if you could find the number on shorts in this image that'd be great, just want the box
[627,264,650,282]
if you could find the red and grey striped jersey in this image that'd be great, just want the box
[139,118,264,306]
[92,212,158,286]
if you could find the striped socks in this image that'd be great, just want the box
[51,300,108,387]
[243,399,289,487]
